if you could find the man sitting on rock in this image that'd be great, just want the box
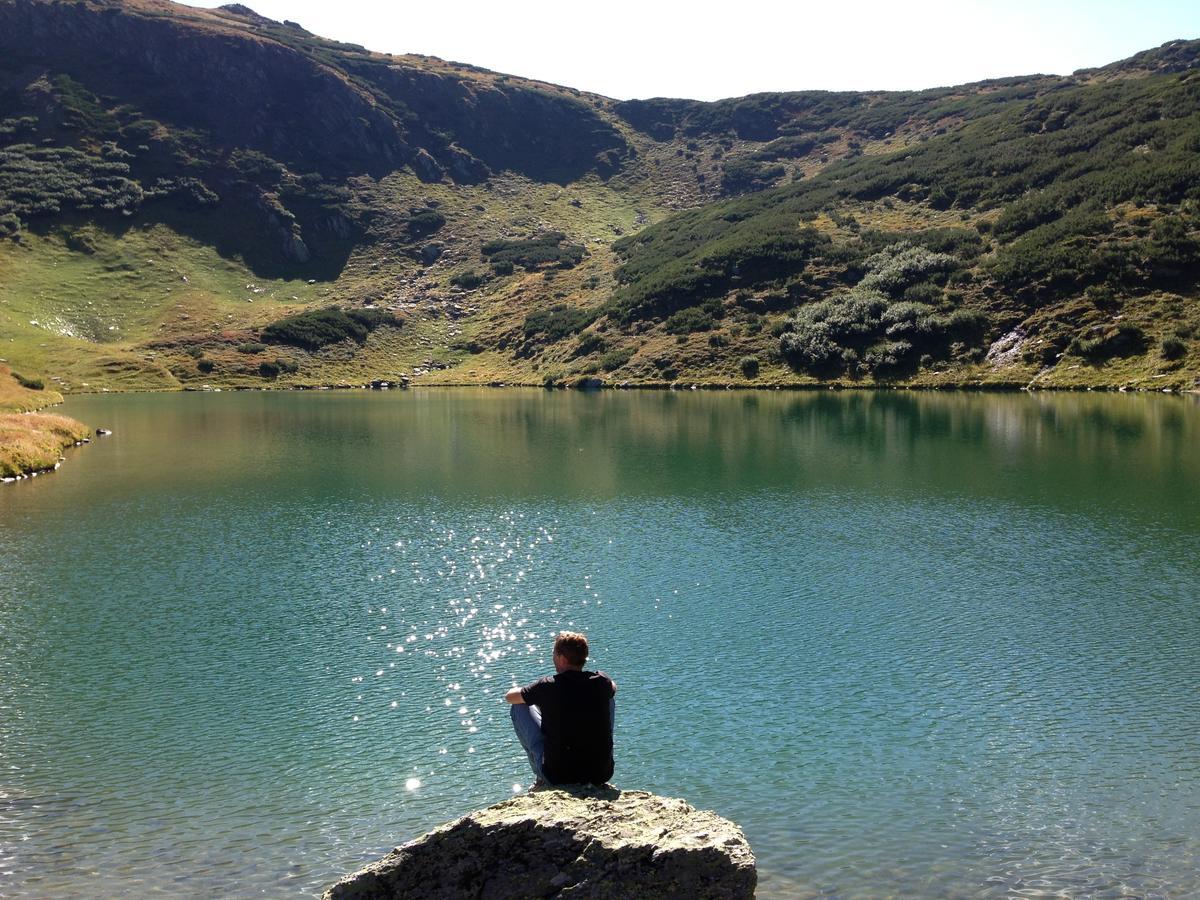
[505,631,616,788]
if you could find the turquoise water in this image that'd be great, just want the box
[1,389,1198,897]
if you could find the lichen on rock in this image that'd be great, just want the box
[324,786,756,899]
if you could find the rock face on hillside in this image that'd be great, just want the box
[323,787,757,900]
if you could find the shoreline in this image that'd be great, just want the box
[60,379,1200,397]
[0,412,94,483]
[0,366,93,482]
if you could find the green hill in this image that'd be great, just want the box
[0,0,1196,391]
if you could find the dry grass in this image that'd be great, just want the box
[0,412,91,478]
[0,364,63,412]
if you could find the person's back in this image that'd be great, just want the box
[521,668,614,785]
[506,631,616,786]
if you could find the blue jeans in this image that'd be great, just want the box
[510,699,616,785]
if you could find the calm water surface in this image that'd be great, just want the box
[1,389,1198,898]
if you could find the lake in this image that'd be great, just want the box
[2,388,1198,897]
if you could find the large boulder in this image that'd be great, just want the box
[324,787,756,899]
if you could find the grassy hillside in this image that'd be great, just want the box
[0,0,1197,392]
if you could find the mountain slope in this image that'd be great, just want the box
[0,0,1196,392]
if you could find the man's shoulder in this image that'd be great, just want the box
[584,670,616,692]
[522,674,556,692]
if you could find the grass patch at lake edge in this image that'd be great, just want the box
[1,365,90,478]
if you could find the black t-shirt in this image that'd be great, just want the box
[520,669,615,785]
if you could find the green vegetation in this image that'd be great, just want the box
[0,144,143,224]
[261,307,398,350]
[482,232,586,273]
[406,208,446,237]
[600,346,635,371]
[0,0,1195,392]
[779,289,987,376]
[450,270,488,289]
[1,366,61,412]
[259,358,299,379]
[522,304,596,342]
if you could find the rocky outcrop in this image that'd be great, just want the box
[324,787,756,900]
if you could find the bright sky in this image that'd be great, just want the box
[187,0,1199,101]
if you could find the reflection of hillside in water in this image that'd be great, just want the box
[55,389,1200,523]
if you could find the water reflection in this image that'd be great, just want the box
[0,390,1197,897]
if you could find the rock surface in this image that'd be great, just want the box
[323,787,756,899]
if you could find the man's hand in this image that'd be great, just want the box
[505,686,525,704]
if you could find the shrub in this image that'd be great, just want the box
[780,325,841,369]
[601,347,635,371]
[863,340,915,373]
[0,144,143,221]
[450,270,487,289]
[858,242,959,296]
[572,333,607,356]
[721,157,786,194]
[780,287,991,374]
[236,342,268,354]
[1069,323,1147,361]
[262,307,394,350]
[12,372,43,390]
[197,359,215,373]
[522,304,596,342]
[665,307,715,333]
[739,355,760,377]
[1160,335,1187,360]
[345,308,395,330]
[482,232,585,272]
[259,360,281,379]
[407,208,446,237]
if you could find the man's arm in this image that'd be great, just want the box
[505,686,525,704]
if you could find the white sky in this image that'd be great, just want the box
[186,0,1199,101]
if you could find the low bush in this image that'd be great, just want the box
[780,287,990,375]
[262,307,396,350]
[450,270,487,289]
[572,333,607,357]
[482,232,585,272]
[258,359,297,378]
[721,157,786,194]
[12,372,43,390]
[236,342,268,354]
[407,208,446,237]
[1069,323,1147,361]
[665,306,716,333]
[1160,335,1187,360]
[739,355,760,377]
[601,347,635,371]
[0,144,143,223]
[858,242,959,296]
[522,304,596,342]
